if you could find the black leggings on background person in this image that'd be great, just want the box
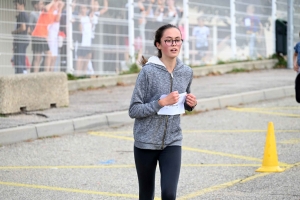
[134,146,181,200]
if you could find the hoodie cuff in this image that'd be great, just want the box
[153,100,163,111]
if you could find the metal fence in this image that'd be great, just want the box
[0,0,299,76]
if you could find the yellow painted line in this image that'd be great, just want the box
[228,107,300,118]
[0,165,135,170]
[89,131,134,141]
[177,173,269,200]
[89,131,290,166]
[231,107,300,110]
[90,130,300,135]
[0,181,139,199]
[183,130,300,133]
[177,161,300,199]
[0,164,264,170]
[182,146,263,163]
[279,138,300,144]
[182,164,262,167]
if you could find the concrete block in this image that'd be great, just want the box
[219,94,243,108]
[35,120,74,138]
[0,72,69,114]
[264,88,285,100]
[242,91,265,104]
[0,126,37,145]
[106,111,134,126]
[194,97,220,112]
[116,74,138,85]
[73,115,108,131]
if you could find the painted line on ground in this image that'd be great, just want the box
[88,131,290,166]
[177,161,300,199]
[0,181,139,199]
[0,164,268,170]
[279,138,300,144]
[228,107,300,118]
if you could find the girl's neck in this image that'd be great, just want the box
[160,56,177,73]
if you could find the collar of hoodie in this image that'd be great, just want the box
[146,56,183,72]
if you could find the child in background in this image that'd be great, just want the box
[75,0,93,76]
[31,0,57,72]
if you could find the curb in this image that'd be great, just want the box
[0,85,294,146]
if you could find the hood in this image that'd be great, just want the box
[146,56,184,71]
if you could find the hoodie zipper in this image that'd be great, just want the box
[161,72,173,149]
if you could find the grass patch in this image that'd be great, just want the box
[272,53,287,68]
[67,73,90,81]
[120,63,141,75]
[183,110,201,115]
[227,68,250,73]
[38,135,60,140]
[0,114,6,118]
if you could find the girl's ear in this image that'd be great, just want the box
[156,41,161,50]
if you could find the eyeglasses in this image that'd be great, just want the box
[164,39,183,46]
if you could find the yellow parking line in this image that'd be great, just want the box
[89,130,300,135]
[0,164,264,170]
[279,138,300,144]
[182,146,262,162]
[0,181,139,199]
[0,165,135,170]
[231,107,300,110]
[89,131,134,141]
[177,161,300,199]
[183,130,300,133]
[228,107,300,118]
[89,132,290,165]
[177,173,269,200]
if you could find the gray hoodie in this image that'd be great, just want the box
[129,56,194,150]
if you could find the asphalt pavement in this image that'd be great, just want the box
[0,96,299,199]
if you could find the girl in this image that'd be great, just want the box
[129,24,197,200]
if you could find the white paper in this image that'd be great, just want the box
[158,92,187,115]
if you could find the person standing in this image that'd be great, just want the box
[192,17,210,64]
[31,0,57,72]
[75,0,93,76]
[244,4,262,59]
[47,0,65,71]
[11,0,29,74]
[129,24,197,199]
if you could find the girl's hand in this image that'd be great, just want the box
[159,91,179,106]
[185,93,197,108]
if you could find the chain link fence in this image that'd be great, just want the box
[0,0,298,76]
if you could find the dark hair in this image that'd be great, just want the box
[140,24,182,65]
[14,0,26,6]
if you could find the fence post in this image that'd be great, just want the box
[183,0,190,65]
[272,0,277,56]
[230,0,236,60]
[66,0,73,73]
[287,0,293,69]
[128,0,135,64]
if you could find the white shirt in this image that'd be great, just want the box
[80,16,92,46]
[192,26,210,48]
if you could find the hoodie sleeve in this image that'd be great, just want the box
[184,70,194,111]
[129,69,163,119]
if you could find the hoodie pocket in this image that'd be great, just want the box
[165,115,182,144]
[134,116,165,145]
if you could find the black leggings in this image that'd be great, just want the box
[134,146,181,200]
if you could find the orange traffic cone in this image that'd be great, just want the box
[256,122,284,172]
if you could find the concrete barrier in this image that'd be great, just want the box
[0,72,69,114]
